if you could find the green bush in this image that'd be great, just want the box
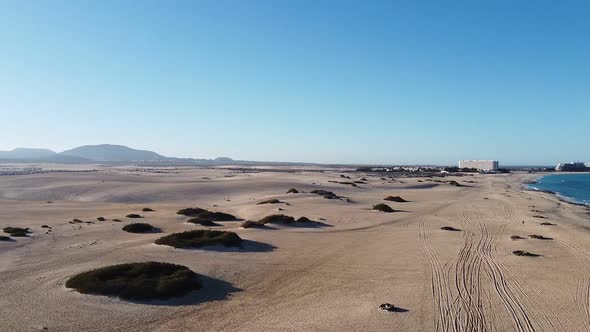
[65,262,201,300]
[372,204,396,213]
[155,230,242,249]
[122,223,156,233]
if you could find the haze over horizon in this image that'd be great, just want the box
[1,1,589,165]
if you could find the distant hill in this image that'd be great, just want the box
[60,144,167,162]
[0,148,56,159]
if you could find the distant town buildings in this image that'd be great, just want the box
[555,162,589,172]
[459,160,499,171]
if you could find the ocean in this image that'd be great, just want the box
[528,173,590,206]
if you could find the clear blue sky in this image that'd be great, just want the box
[1,1,588,165]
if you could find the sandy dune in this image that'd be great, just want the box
[1,166,589,331]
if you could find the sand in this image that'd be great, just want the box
[0,166,589,331]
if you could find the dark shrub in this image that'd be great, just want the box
[196,211,238,221]
[384,196,407,203]
[286,188,299,194]
[533,215,547,219]
[3,227,31,237]
[540,222,555,226]
[257,199,282,205]
[142,208,155,212]
[441,226,461,231]
[41,225,50,228]
[112,219,122,222]
[72,219,84,223]
[241,220,265,228]
[528,235,552,240]
[296,217,313,223]
[510,235,525,240]
[187,217,222,227]
[176,208,207,217]
[372,204,396,213]
[97,217,106,221]
[310,190,340,199]
[258,214,296,225]
[65,262,201,300]
[512,250,540,257]
[126,214,143,219]
[122,223,155,233]
[155,230,242,249]
[0,235,11,241]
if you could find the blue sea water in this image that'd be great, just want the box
[528,173,590,206]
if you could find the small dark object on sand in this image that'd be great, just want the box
[176,208,207,217]
[3,227,31,237]
[112,219,122,222]
[286,188,299,194]
[97,217,106,221]
[310,190,340,200]
[379,303,396,312]
[448,180,463,187]
[540,222,556,226]
[72,219,84,223]
[258,214,296,225]
[513,250,540,257]
[155,230,242,249]
[533,215,547,219]
[41,225,50,228]
[142,208,155,212]
[122,223,156,233]
[528,235,552,240]
[126,214,143,219]
[257,199,282,205]
[510,235,525,240]
[0,235,11,241]
[241,220,266,228]
[187,217,222,227]
[441,226,461,231]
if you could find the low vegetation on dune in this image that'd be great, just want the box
[142,208,155,212]
[0,235,11,241]
[3,227,31,237]
[528,235,553,240]
[126,214,143,219]
[258,214,296,225]
[97,217,106,221]
[540,222,556,226]
[112,219,122,222]
[311,190,341,200]
[177,207,207,217]
[187,217,222,227]
[512,250,540,257]
[441,226,461,231]
[510,235,525,240]
[65,262,202,300]
[286,188,299,194]
[257,199,282,205]
[177,207,238,221]
[372,203,396,213]
[155,230,242,249]
[241,220,267,228]
[122,223,156,233]
[533,215,547,219]
[384,196,408,202]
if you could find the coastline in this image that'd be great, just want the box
[523,172,590,207]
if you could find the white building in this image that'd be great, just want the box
[459,160,499,171]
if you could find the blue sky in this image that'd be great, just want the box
[1,1,588,165]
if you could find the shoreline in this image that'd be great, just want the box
[523,172,590,207]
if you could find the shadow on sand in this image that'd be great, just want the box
[129,274,243,306]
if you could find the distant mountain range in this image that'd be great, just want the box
[0,144,317,166]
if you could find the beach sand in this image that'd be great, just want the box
[1,166,589,331]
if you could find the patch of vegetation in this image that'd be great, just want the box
[65,262,201,300]
[540,222,556,226]
[72,218,84,223]
[0,235,11,241]
[311,190,340,200]
[510,235,525,240]
[187,217,222,227]
[155,230,242,249]
[41,225,50,228]
[528,235,552,240]
[177,207,207,217]
[3,227,31,237]
[296,217,313,223]
[196,211,238,221]
[142,208,155,212]
[112,219,122,222]
[441,226,461,231]
[533,215,547,219]
[372,203,396,213]
[97,217,106,221]
[384,196,407,202]
[241,220,266,228]
[512,250,540,257]
[286,188,299,194]
[126,214,143,219]
[122,223,156,233]
[258,214,296,225]
[257,199,282,205]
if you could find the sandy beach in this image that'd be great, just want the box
[1,166,589,331]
